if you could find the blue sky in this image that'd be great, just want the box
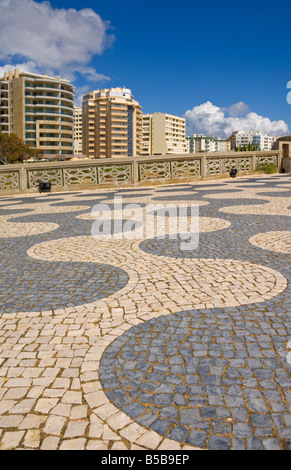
[0,0,291,137]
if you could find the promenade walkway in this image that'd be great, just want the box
[0,173,290,450]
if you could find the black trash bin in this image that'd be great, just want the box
[230,168,238,178]
[39,182,52,193]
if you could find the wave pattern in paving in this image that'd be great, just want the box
[0,174,290,451]
[100,308,291,450]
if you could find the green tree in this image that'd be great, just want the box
[236,142,260,152]
[0,133,38,165]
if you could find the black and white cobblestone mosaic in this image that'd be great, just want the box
[0,174,290,450]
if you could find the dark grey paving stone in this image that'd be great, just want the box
[232,438,245,450]
[208,435,231,450]
[151,419,171,435]
[230,408,248,422]
[201,407,216,419]
[167,426,189,442]
[233,423,253,437]
[122,402,147,418]
[136,412,158,427]
[254,428,274,438]
[246,437,264,450]
[262,438,281,450]
[277,427,291,439]
[251,414,274,428]
[179,409,201,425]
[160,406,178,420]
[210,419,232,434]
[186,430,207,448]
[154,394,172,406]
[247,398,269,413]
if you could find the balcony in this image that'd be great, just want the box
[61,95,74,103]
[32,103,61,109]
[38,136,61,142]
[28,93,61,100]
[33,85,60,92]
[111,111,128,117]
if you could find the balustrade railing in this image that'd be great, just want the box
[0,151,282,193]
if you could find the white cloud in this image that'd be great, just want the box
[72,66,110,83]
[185,101,289,137]
[74,85,90,108]
[0,0,114,82]
[222,101,250,117]
[0,61,38,76]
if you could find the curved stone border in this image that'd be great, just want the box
[98,309,291,449]
[0,306,200,450]
[0,200,92,238]
[80,332,202,450]
[198,217,231,232]
[99,196,209,207]
[0,215,59,238]
[0,200,24,206]
[249,231,291,254]
[77,212,231,235]
[0,203,91,214]
[219,197,291,216]
[27,236,287,313]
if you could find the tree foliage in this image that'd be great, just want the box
[256,162,277,174]
[0,133,38,164]
[234,143,260,152]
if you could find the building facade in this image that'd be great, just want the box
[141,112,187,155]
[73,107,83,155]
[82,87,142,158]
[141,113,152,155]
[187,134,231,153]
[230,131,280,151]
[0,69,74,156]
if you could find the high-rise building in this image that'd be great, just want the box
[187,134,231,153]
[0,69,74,156]
[0,76,11,134]
[230,131,280,150]
[187,134,204,153]
[82,87,142,158]
[141,112,187,155]
[73,106,83,154]
[141,113,152,155]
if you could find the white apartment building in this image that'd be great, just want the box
[141,112,187,155]
[141,113,187,155]
[231,131,280,150]
[73,107,83,154]
[0,69,74,156]
[141,114,152,155]
[82,87,142,158]
[187,134,231,153]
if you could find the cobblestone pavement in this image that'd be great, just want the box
[0,173,290,450]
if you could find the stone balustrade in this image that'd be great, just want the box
[0,151,283,194]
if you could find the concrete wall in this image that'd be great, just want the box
[282,157,291,173]
[0,150,283,195]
